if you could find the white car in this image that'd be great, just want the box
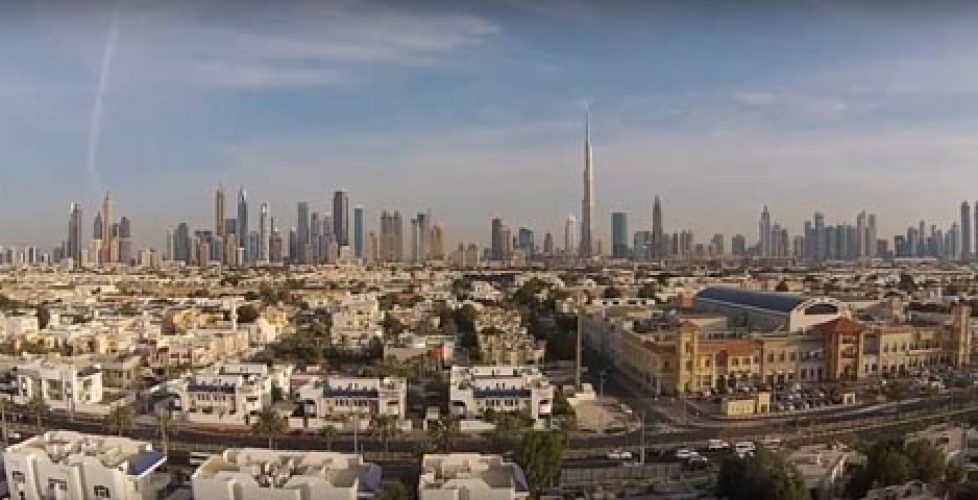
[760,435,782,448]
[607,449,633,460]
[706,439,730,451]
[734,441,756,456]
[674,447,693,460]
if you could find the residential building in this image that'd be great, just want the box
[418,453,529,500]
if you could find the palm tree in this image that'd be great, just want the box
[157,410,174,455]
[316,425,339,451]
[428,413,460,452]
[369,414,401,453]
[0,397,10,445]
[26,392,46,433]
[105,405,136,436]
[252,406,287,449]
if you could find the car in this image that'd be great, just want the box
[674,447,693,460]
[622,460,642,468]
[706,439,730,451]
[734,441,756,455]
[760,436,783,448]
[607,449,633,460]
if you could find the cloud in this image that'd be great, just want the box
[122,2,499,89]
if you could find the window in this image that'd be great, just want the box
[11,471,25,484]
[94,486,111,499]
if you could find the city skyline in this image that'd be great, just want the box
[4,2,978,246]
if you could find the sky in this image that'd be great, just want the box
[3,0,978,250]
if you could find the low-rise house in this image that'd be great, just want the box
[170,362,292,426]
[3,431,169,500]
[294,375,407,431]
[418,453,529,500]
[191,448,382,500]
[449,366,554,430]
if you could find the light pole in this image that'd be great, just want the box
[575,293,586,391]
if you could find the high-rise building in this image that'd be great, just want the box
[759,205,771,258]
[333,190,350,246]
[652,196,664,259]
[517,227,535,258]
[67,203,83,266]
[564,215,577,257]
[813,211,826,261]
[962,201,972,261]
[611,212,628,259]
[856,211,867,258]
[580,109,594,259]
[118,216,132,265]
[174,222,191,264]
[973,202,977,259]
[100,192,113,264]
[259,203,269,263]
[867,213,878,258]
[215,185,226,238]
[490,218,505,261]
[731,234,747,257]
[353,205,364,259]
[431,223,445,260]
[379,210,404,262]
[237,187,249,262]
[297,202,310,264]
[543,232,554,255]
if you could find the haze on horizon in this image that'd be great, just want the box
[3,0,978,249]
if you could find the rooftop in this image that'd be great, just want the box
[696,286,808,314]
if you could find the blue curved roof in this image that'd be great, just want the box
[696,287,807,314]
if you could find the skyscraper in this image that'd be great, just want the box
[259,203,269,263]
[297,202,309,264]
[118,216,132,265]
[379,210,403,262]
[973,202,977,259]
[856,211,867,258]
[333,190,349,246]
[353,205,364,258]
[580,108,594,259]
[101,192,113,264]
[67,203,83,266]
[491,218,505,261]
[759,205,771,258]
[215,185,226,238]
[962,201,972,261]
[237,187,249,261]
[867,213,878,258]
[652,196,664,259]
[564,215,577,257]
[611,212,628,259]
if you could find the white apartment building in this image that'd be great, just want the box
[13,359,104,412]
[171,363,291,426]
[295,376,407,431]
[449,366,554,429]
[3,431,168,500]
[329,296,383,353]
[192,448,382,500]
[1,315,39,338]
[418,453,530,500]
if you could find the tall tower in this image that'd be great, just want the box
[237,187,249,261]
[962,201,971,262]
[333,190,350,247]
[259,203,269,263]
[67,203,83,266]
[353,205,364,259]
[100,192,113,264]
[652,196,664,259]
[580,107,594,259]
[759,205,771,258]
[564,215,577,257]
[215,185,226,237]
[297,202,310,264]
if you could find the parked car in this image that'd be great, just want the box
[734,441,756,456]
[674,447,693,460]
[706,439,730,451]
[607,449,633,460]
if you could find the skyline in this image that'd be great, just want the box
[5,2,978,246]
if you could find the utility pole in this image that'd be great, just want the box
[576,294,585,391]
[640,410,646,465]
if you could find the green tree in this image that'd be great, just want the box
[236,304,260,324]
[517,431,564,498]
[775,280,790,292]
[252,406,288,449]
[906,440,946,483]
[157,409,174,455]
[316,425,339,451]
[26,392,46,432]
[845,442,913,498]
[636,282,658,299]
[36,305,51,329]
[370,414,401,453]
[428,414,460,452]
[105,405,136,436]
[717,448,808,500]
[377,482,410,500]
[602,286,622,299]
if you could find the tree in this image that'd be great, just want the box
[36,305,51,329]
[717,448,808,500]
[905,440,946,483]
[377,482,410,500]
[105,405,136,436]
[845,442,913,498]
[157,409,174,455]
[236,304,260,324]
[428,414,460,452]
[316,425,339,451]
[370,414,401,453]
[517,431,564,498]
[602,286,622,299]
[636,282,658,299]
[252,406,287,449]
[26,392,46,432]
[775,280,790,292]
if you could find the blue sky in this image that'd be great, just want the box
[3,0,978,249]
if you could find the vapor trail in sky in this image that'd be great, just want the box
[86,10,119,198]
